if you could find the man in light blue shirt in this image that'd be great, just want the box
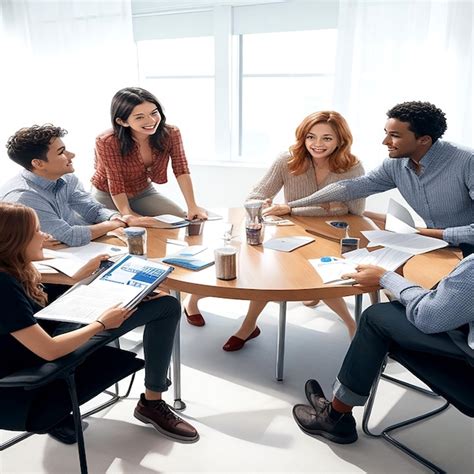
[1,124,127,246]
[273,101,474,246]
[292,252,474,444]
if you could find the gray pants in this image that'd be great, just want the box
[92,184,185,217]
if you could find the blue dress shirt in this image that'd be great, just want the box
[0,170,115,246]
[288,140,474,245]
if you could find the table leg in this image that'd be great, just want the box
[276,301,287,381]
[170,290,186,411]
[370,290,381,305]
[354,294,363,325]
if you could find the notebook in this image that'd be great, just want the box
[263,236,315,252]
[162,246,214,271]
[153,214,189,228]
[35,255,173,324]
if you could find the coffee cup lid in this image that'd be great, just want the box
[124,227,146,236]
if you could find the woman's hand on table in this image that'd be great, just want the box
[262,203,291,216]
[187,205,208,220]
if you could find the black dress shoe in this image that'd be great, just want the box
[293,403,358,444]
[48,414,88,445]
[305,379,326,409]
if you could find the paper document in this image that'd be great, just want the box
[343,247,413,271]
[205,210,223,221]
[35,255,173,324]
[38,242,127,277]
[385,199,418,234]
[264,236,315,252]
[309,257,357,285]
[43,242,127,261]
[152,214,189,228]
[362,230,448,255]
[310,247,413,285]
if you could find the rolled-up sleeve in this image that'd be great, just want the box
[168,127,190,177]
[443,224,474,246]
[95,137,127,195]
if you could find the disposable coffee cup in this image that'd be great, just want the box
[214,247,237,280]
[186,219,205,236]
[124,227,147,256]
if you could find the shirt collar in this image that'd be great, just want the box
[405,140,443,172]
[21,169,66,192]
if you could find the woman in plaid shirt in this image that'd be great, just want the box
[91,87,207,220]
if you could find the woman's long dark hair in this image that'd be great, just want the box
[111,87,169,156]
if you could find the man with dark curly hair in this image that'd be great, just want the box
[280,101,474,246]
[1,124,128,246]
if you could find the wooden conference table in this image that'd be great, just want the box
[110,210,460,386]
[42,210,461,409]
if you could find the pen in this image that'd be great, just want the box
[305,228,340,242]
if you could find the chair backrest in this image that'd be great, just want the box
[459,243,474,258]
[390,349,474,417]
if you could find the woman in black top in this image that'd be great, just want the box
[0,202,198,443]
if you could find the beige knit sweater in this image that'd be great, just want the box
[247,152,365,216]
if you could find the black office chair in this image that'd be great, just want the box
[362,348,474,473]
[0,341,145,474]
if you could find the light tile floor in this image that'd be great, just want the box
[1,297,473,473]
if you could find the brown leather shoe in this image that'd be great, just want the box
[134,395,199,443]
[183,307,205,326]
[223,326,261,351]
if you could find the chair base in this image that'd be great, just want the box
[363,362,450,474]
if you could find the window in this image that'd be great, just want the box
[239,30,338,163]
[137,36,215,162]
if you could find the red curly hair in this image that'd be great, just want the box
[288,111,358,175]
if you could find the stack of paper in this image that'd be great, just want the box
[363,199,448,254]
[343,247,413,270]
[362,230,448,254]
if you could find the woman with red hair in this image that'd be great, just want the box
[222,111,365,351]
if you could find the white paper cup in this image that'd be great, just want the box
[214,247,237,280]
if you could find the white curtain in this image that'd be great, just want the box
[334,0,474,170]
[0,0,137,183]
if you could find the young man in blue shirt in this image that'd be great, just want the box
[1,124,129,246]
